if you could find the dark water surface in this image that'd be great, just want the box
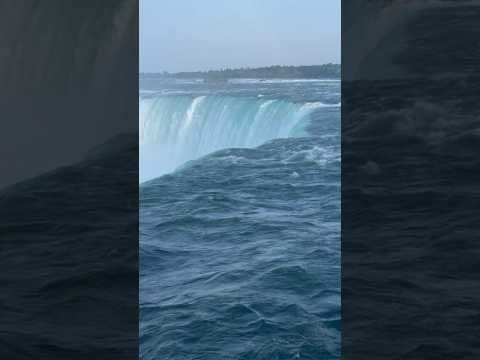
[0,135,138,359]
[140,80,341,359]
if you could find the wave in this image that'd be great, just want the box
[140,135,341,359]
[139,95,330,182]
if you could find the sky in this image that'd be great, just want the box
[140,0,341,73]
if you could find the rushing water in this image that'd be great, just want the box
[139,95,338,181]
[140,78,341,359]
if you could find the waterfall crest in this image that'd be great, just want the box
[139,95,334,181]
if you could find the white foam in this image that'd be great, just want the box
[139,95,325,181]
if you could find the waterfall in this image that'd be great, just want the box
[139,95,335,182]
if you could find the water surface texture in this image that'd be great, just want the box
[140,79,340,359]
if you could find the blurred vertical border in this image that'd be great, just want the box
[0,1,139,359]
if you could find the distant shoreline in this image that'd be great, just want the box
[140,64,341,81]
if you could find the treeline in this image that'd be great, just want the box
[140,64,340,80]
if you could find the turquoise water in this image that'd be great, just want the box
[140,79,340,359]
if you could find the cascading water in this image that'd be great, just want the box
[139,94,336,182]
[140,79,341,359]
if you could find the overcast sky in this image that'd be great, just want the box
[140,0,341,73]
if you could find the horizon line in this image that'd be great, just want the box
[140,63,341,74]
